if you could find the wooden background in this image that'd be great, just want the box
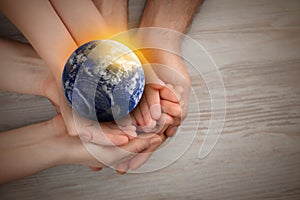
[0,0,300,199]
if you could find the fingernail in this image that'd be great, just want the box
[150,104,161,120]
[116,170,127,175]
[149,137,162,146]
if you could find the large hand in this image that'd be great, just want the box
[114,36,191,172]
[145,50,191,122]
[114,60,184,172]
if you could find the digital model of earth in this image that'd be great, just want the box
[62,40,145,122]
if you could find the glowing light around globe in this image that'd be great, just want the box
[62,40,145,122]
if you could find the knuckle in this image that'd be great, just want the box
[132,140,147,153]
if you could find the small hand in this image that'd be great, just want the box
[50,114,162,169]
[56,94,134,146]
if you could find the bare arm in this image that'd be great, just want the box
[93,0,128,35]
[0,116,75,184]
[0,114,160,184]
[0,39,58,103]
[0,0,77,80]
[0,0,135,144]
[140,0,203,33]
[124,0,204,170]
[136,0,204,75]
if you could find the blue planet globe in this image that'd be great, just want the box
[62,40,145,122]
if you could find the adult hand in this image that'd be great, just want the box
[119,0,203,169]
[114,54,190,173]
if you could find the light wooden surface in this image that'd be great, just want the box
[1,0,300,199]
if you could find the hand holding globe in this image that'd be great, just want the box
[62,40,145,122]
[0,0,196,178]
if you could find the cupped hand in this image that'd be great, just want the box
[0,0,187,173]
[114,61,185,173]
[114,40,191,172]
[50,114,162,169]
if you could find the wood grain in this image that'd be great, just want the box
[0,0,300,199]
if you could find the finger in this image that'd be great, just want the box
[86,126,129,146]
[173,117,182,127]
[115,161,129,175]
[139,94,157,131]
[156,113,174,133]
[50,0,109,45]
[174,85,188,119]
[103,121,137,138]
[130,113,137,126]
[89,166,103,172]
[165,126,178,137]
[129,134,167,170]
[119,127,137,139]
[160,86,181,103]
[142,63,165,86]
[132,104,145,126]
[108,136,162,165]
[102,121,135,131]
[76,117,130,146]
[161,100,182,118]
[145,85,161,120]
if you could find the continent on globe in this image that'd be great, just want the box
[62,40,145,122]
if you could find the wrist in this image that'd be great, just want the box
[45,115,83,167]
[43,116,71,166]
[48,115,103,168]
[139,1,186,33]
[134,28,182,55]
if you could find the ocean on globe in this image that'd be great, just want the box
[62,40,145,122]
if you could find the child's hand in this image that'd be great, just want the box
[50,115,162,169]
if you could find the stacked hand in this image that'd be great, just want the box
[0,0,202,181]
[0,38,163,174]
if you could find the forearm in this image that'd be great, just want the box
[0,119,69,184]
[0,115,105,184]
[137,0,203,52]
[93,0,128,34]
[0,39,49,96]
[0,0,77,81]
[140,0,203,33]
